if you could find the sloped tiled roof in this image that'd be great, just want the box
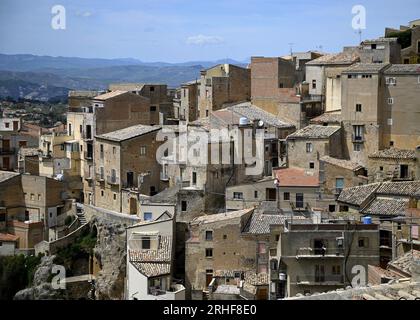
[226,102,295,128]
[384,64,420,74]
[246,213,288,234]
[275,168,319,187]
[376,181,420,197]
[388,250,420,276]
[306,49,360,66]
[96,124,161,142]
[0,171,20,184]
[361,197,409,216]
[337,183,381,206]
[191,208,253,225]
[129,236,172,277]
[343,63,390,74]
[287,125,340,139]
[321,156,364,171]
[369,148,416,160]
[310,112,341,125]
[0,233,19,242]
[94,90,128,100]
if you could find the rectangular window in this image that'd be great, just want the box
[354,143,361,152]
[388,98,394,105]
[113,147,116,154]
[254,190,258,198]
[38,194,41,201]
[205,231,213,241]
[312,80,316,89]
[205,248,213,257]
[386,77,396,86]
[306,143,313,153]
[140,146,147,156]
[356,104,362,112]
[332,265,341,275]
[181,201,187,212]
[150,106,157,112]
[335,178,344,193]
[144,212,153,221]
[284,192,290,201]
[358,237,369,248]
[296,193,304,208]
[387,118,393,126]
[233,192,243,200]
[353,125,364,141]
[309,162,315,169]
[142,237,151,249]
[113,193,117,201]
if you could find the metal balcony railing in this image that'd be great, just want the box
[296,247,345,257]
[352,134,365,143]
[96,173,105,182]
[160,172,169,181]
[0,148,16,155]
[84,151,93,160]
[296,274,344,284]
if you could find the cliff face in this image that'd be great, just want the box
[92,216,127,300]
[14,217,127,300]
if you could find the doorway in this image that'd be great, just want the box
[129,198,137,215]
[2,157,10,170]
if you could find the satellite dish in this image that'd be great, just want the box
[258,120,264,127]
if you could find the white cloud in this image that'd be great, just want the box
[186,34,224,45]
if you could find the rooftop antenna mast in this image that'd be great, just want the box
[356,28,362,44]
[288,43,294,56]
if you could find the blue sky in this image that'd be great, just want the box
[0,0,419,62]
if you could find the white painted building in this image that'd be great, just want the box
[125,214,185,300]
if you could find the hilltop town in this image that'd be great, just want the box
[0,18,420,301]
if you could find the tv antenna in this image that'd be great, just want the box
[288,43,294,56]
[355,28,362,44]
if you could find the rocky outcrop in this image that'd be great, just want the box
[91,216,127,300]
[14,255,66,300]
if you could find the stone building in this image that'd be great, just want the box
[337,180,420,266]
[341,63,420,166]
[185,208,257,298]
[0,117,36,171]
[251,56,323,129]
[368,148,418,183]
[286,125,343,174]
[359,38,401,64]
[305,47,360,112]
[281,51,324,83]
[385,19,420,64]
[381,65,420,149]
[0,171,73,247]
[269,220,380,298]
[93,124,162,214]
[226,167,320,213]
[180,80,200,122]
[108,83,174,124]
[125,214,185,300]
[198,64,251,118]
[319,156,368,210]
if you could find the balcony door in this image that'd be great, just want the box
[2,139,10,151]
[127,172,134,188]
[2,156,10,170]
[315,265,325,283]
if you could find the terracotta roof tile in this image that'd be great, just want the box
[275,168,319,187]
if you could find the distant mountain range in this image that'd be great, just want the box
[0,53,249,101]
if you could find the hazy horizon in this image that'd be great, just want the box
[0,0,419,63]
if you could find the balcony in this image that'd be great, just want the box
[107,175,120,185]
[84,151,93,161]
[296,274,344,285]
[295,247,345,258]
[0,148,15,155]
[160,172,169,181]
[95,173,105,182]
[82,133,93,141]
[84,168,93,181]
[147,284,186,300]
[352,134,365,143]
